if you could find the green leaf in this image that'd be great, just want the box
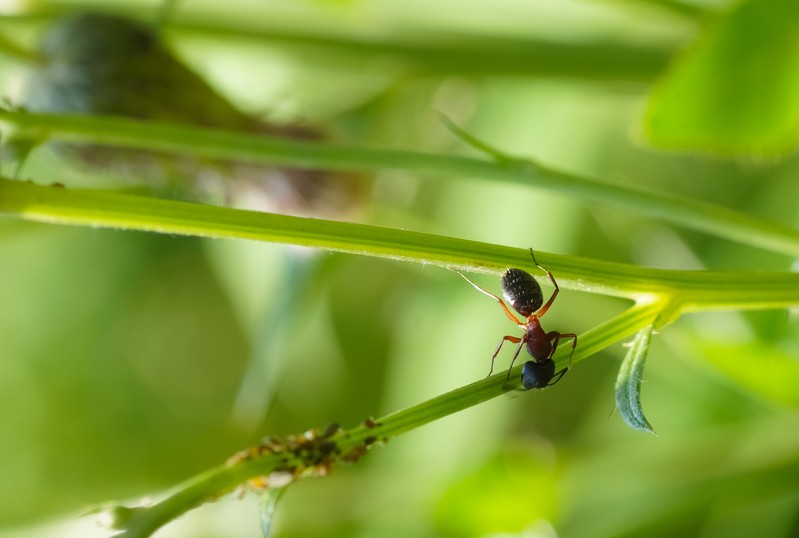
[615,326,656,434]
[644,0,799,157]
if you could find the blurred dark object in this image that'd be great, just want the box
[10,12,364,217]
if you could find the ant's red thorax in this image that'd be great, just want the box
[524,318,552,361]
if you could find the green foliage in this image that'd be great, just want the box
[645,0,799,156]
[0,2,798,538]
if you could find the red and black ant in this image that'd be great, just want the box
[458,249,577,389]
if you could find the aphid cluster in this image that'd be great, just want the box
[460,249,577,389]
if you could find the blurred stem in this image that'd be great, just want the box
[1,178,799,311]
[620,0,711,18]
[1,111,798,256]
[169,20,670,80]
[112,300,661,538]
[0,9,672,80]
[155,0,182,31]
[0,32,42,64]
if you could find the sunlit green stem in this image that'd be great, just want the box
[1,111,799,256]
[0,32,42,63]
[113,300,661,538]
[2,178,799,309]
[0,11,671,80]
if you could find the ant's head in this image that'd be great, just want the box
[521,359,556,389]
[501,268,543,317]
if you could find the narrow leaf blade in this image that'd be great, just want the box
[615,326,655,434]
[260,486,287,538]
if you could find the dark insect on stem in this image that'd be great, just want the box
[458,249,577,389]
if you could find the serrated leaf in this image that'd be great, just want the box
[615,326,655,434]
[644,0,799,157]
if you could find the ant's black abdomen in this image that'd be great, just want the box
[501,268,543,317]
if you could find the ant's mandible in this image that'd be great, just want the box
[458,249,577,389]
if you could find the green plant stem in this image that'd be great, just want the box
[155,0,182,31]
[115,300,661,538]
[2,178,799,310]
[2,111,798,256]
[0,10,673,80]
[0,32,41,64]
[627,0,710,18]
[170,21,671,80]
[0,177,793,537]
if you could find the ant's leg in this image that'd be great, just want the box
[546,331,578,367]
[490,335,521,376]
[546,331,561,359]
[546,367,569,387]
[528,248,556,287]
[456,270,523,325]
[542,332,577,387]
[528,248,559,317]
[561,333,577,370]
[506,338,527,380]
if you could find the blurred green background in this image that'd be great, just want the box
[1,0,799,537]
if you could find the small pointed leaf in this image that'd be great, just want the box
[260,486,287,538]
[615,326,655,434]
[437,113,517,165]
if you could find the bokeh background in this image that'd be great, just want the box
[1,0,799,537]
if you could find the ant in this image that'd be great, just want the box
[458,249,577,389]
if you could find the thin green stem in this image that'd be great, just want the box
[2,178,799,309]
[2,111,798,256]
[113,301,661,538]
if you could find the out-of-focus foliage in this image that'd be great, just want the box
[434,443,559,536]
[0,1,798,538]
[645,0,799,156]
[6,11,363,217]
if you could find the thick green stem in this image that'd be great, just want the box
[2,178,799,309]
